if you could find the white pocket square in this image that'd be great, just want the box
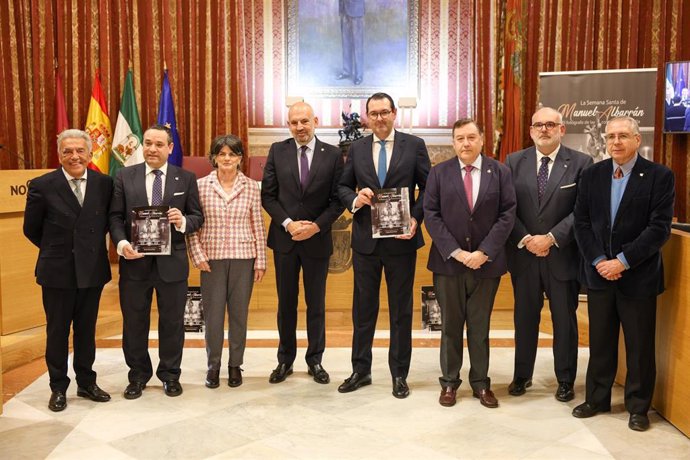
[173,191,185,196]
[560,183,576,189]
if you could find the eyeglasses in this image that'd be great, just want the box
[367,110,392,119]
[605,133,634,142]
[60,148,89,157]
[531,122,561,130]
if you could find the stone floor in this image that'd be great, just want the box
[1,336,688,459]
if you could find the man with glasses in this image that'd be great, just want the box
[572,116,674,432]
[23,129,114,411]
[337,92,430,398]
[505,107,592,402]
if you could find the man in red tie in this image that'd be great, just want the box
[424,119,516,408]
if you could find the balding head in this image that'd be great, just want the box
[529,106,566,154]
[287,102,318,145]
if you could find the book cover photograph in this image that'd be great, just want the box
[130,206,171,255]
[421,286,442,331]
[184,287,204,333]
[371,187,411,238]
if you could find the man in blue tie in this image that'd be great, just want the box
[572,116,674,432]
[337,92,430,398]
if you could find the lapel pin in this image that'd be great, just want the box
[564,164,568,168]
[487,169,492,174]
[175,176,179,181]
[639,173,644,177]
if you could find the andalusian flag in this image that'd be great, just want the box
[157,69,183,166]
[84,70,112,173]
[110,69,144,177]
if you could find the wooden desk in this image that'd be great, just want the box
[616,229,690,436]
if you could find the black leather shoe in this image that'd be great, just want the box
[508,377,532,396]
[48,390,67,412]
[572,402,610,418]
[268,363,293,384]
[555,382,575,402]
[76,384,111,402]
[205,370,220,389]
[336,72,351,80]
[124,381,146,400]
[338,372,372,393]
[228,367,242,387]
[163,380,183,397]
[628,413,650,431]
[392,377,410,399]
[308,364,330,384]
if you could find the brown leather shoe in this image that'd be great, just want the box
[473,388,498,408]
[439,387,457,407]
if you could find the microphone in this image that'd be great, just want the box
[0,143,30,168]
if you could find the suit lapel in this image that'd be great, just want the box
[473,155,494,213]
[539,148,569,210]
[449,159,471,212]
[386,131,404,187]
[132,163,148,206]
[613,157,647,226]
[163,164,178,204]
[520,148,540,211]
[286,139,301,191]
[599,160,613,226]
[360,136,378,187]
[304,139,326,194]
[53,170,82,214]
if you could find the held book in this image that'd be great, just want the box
[131,206,171,255]
[371,187,411,238]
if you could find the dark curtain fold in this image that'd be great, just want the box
[0,0,249,171]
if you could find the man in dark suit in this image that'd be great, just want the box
[572,116,674,432]
[23,129,113,412]
[424,119,516,408]
[109,124,203,399]
[505,107,592,402]
[337,92,430,398]
[336,0,365,85]
[261,102,344,384]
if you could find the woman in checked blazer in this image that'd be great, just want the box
[187,135,267,389]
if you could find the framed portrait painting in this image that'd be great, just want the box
[286,0,419,98]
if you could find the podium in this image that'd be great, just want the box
[0,169,51,415]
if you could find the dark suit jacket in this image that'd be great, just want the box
[340,0,364,17]
[574,155,674,297]
[109,162,203,283]
[424,155,516,278]
[261,137,345,258]
[505,146,593,280]
[338,131,430,255]
[23,168,113,289]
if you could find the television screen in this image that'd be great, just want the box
[664,61,690,133]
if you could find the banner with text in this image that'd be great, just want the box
[539,69,657,162]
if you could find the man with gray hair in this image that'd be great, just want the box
[23,129,114,411]
[572,116,674,432]
[505,107,592,402]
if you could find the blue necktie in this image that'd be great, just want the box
[152,170,163,205]
[377,140,387,187]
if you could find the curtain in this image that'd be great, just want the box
[0,0,248,170]
[495,0,690,219]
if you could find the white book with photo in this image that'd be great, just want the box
[371,187,411,238]
[130,206,171,255]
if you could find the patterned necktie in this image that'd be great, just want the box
[299,145,309,189]
[151,169,163,205]
[464,165,473,211]
[377,140,387,187]
[537,156,550,203]
[71,178,85,206]
[613,166,623,179]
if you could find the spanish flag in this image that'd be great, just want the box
[85,70,112,173]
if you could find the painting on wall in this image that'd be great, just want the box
[286,0,419,98]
